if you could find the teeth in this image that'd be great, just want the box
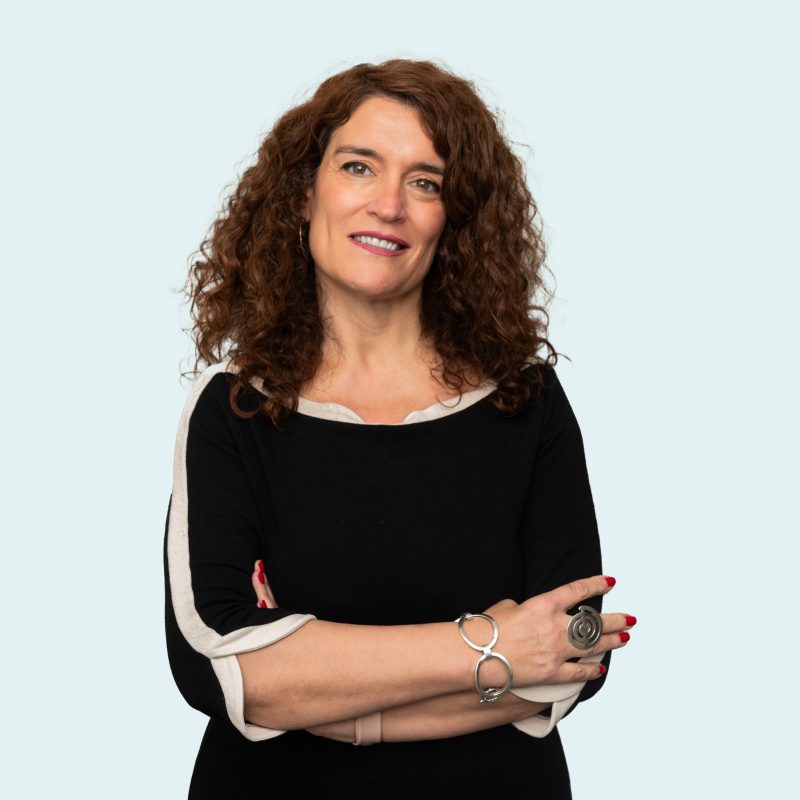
[352,235,404,251]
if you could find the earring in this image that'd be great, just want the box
[298,224,308,260]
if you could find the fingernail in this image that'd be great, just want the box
[604,576,616,587]
[258,599,267,608]
[619,631,630,643]
[257,571,266,585]
[598,664,606,674]
[625,615,637,626]
[258,560,264,571]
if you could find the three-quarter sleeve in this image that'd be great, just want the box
[510,368,610,738]
[163,364,317,741]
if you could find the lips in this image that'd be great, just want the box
[349,236,408,257]
[349,231,410,248]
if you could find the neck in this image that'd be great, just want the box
[315,279,438,382]
[322,282,430,374]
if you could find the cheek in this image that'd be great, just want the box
[313,181,362,223]
[426,220,446,249]
[414,208,446,247]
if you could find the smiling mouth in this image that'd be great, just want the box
[349,235,410,255]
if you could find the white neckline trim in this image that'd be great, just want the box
[294,382,498,425]
[222,357,500,426]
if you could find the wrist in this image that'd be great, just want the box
[455,612,514,703]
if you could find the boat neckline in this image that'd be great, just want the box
[292,380,498,426]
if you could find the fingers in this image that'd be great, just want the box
[508,577,633,687]
[555,624,633,683]
[562,613,635,662]
[596,612,637,634]
[554,658,609,684]
[263,569,277,606]
[251,560,269,607]
[547,575,616,612]
[582,629,631,659]
[251,559,277,608]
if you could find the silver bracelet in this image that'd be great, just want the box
[455,612,513,703]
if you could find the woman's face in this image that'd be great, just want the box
[302,95,447,303]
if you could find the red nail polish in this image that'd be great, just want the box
[258,560,264,571]
[625,615,637,626]
[258,599,267,608]
[605,576,616,587]
[257,571,266,585]
[598,664,606,674]
[619,631,630,643]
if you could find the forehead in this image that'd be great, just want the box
[326,96,442,164]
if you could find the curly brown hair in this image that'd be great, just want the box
[180,57,562,429]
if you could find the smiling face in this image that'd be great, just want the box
[301,95,447,303]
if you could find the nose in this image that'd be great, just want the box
[366,175,405,222]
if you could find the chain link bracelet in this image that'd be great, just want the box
[454,612,513,703]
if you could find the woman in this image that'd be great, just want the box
[164,58,635,796]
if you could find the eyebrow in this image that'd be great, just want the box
[333,145,445,177]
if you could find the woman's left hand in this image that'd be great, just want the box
[250,559,357,744]
[250,558,278,608]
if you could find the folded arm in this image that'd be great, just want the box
[304,690,551,743]
[249,560,554,743]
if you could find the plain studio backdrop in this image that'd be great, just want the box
[2,1,796,797]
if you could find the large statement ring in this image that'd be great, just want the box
[455,612,514,703]
[567,605,603,649]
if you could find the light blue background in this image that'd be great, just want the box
[3,1,797,796]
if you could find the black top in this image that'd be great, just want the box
[163,360,609,797]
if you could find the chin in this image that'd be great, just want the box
[346,281,412,300]
[328,269,418,299]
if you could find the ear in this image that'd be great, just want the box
[300,185,313,223]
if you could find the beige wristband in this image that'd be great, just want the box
[352,711,382,746]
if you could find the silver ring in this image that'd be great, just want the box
[567,605,603,649]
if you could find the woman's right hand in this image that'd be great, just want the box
[471,575,634,687]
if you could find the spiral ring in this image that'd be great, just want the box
[567,605,603,649]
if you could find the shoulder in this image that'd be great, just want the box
[518,362,581,434]
[521,360,565,406]
[539,372,588,457]
[182,359,232,410]
[176,359,249,435]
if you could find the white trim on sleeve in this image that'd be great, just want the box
[509,652,603,738]
[168,360,318,741]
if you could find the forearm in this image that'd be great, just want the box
[239,617,505,730]
[308,690,551,743]
[381,689,550,742]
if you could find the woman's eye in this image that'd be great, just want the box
[414,178,441,194]
[341,162,440,194]
[342,161,372,176]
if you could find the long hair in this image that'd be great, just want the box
[180,58,561,428]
